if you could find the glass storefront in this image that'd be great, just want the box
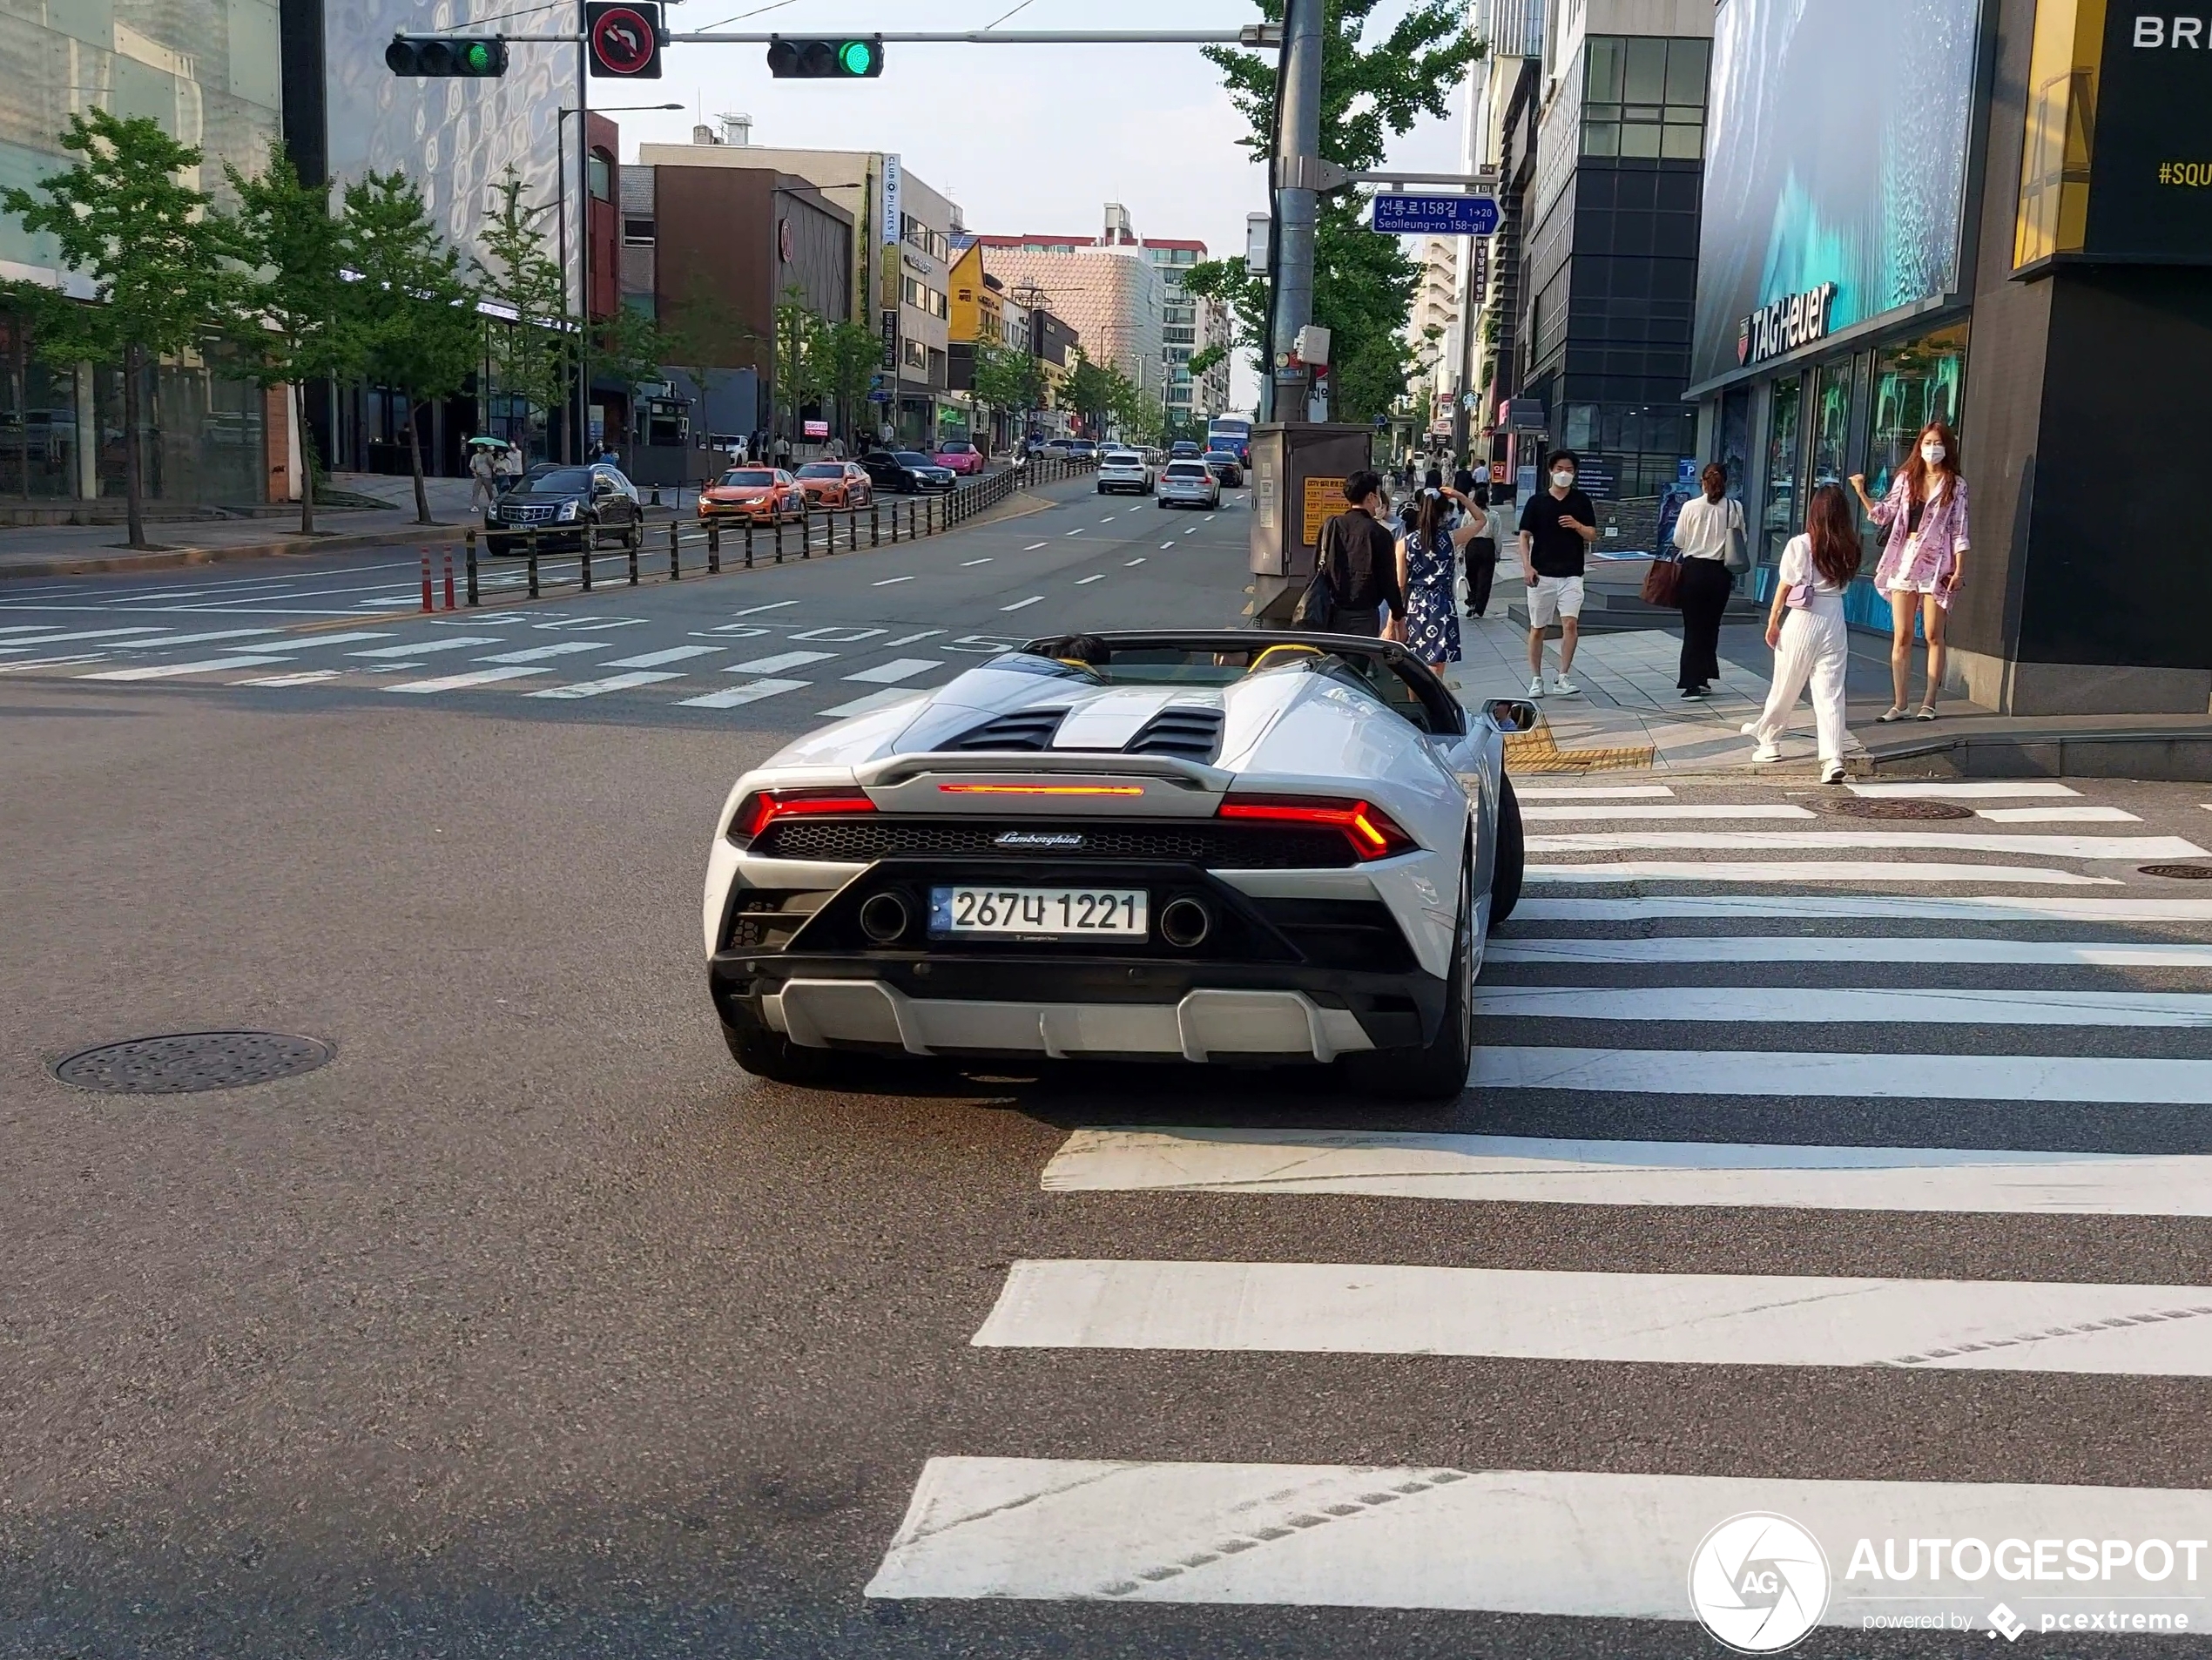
[1762,376,1800,563]
[0,315,78,500]
[1865,325,1968,497]
[1808,361,1851,492]
[92,354,266,507]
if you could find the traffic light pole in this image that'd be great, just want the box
[1265,0,1323,428]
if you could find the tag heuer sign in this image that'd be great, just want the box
[1737,281,1838,367]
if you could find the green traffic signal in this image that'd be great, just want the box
[765,34,885,78]
[385,34,509,77]
[464,40,492,71]
[838,39,875,74]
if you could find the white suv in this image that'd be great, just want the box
[1096,449,1156,495]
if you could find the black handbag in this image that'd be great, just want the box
[1292,517,1339,629]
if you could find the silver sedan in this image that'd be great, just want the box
[1156,459,1222,509]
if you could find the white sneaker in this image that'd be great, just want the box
[1751,745,1784,764]
[1551,675,1581,696]
[1527,675,1547,698]
[1739,721,1760,737]
[1820,761,1846,784]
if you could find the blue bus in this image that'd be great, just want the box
[1205,416,1251,462]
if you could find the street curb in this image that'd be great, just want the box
[0,518,475,581]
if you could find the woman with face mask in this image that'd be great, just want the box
[1851,422,1969,721]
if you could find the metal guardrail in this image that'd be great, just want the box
[448,455,1093,611]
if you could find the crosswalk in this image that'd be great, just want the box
[863,777,2212,1637]
[3,611,1029,717]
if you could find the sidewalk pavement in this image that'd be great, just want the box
[1438,558,1984,776]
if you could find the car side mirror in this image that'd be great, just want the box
[1487,698,1540,732]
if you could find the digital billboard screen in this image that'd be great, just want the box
[1689,0,1983,388]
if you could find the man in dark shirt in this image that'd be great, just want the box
[1515,448,1599,695]
[1315,470,1405,637]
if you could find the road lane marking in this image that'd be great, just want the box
[726,650,835,673]
[731,599,799,616]
[79,654,293,681]
[1161,542,1176,549]
[1521,804,1814,821]
[791,625,887,642]
[1477,984,2212,1024]
[107,627,289,651]
[961,557,993,565]
[1471,1045,2212,1103]
[973,1258,2212,1374]
[873,575,916,585]
[818,686,928,718]
[1064,529,1083,536]
[529,670,685,699]
[1022,542,1047,550]
[349,636,502,658]
[1515,785,1675,799]
[843,658,945,685]
[1125,558,1145,567]
[604,644,719,669]
[1488,935,2212,966]
[1042,1126,2212,1215]
[475,641,608,664]
[1076,574,1106,585]
[236,669,345,687]
[879,630,948,647]
[264,631,394,650]
[1849,779,2080,799]
[387,665,550,693]
[866,1459,2212,1614]
[2,625,172,646]
[1001,596,1044,612]
[1976,805,2141,822]
[1529,860,2118,885]
[678,677,808,709]
[0,654,110,671]
[1513,894,2212,921]
[1527,831,2207,860]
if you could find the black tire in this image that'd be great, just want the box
[1344,861,1474,1103]
[720,1004,842,1086]
[1490,773,1526,927]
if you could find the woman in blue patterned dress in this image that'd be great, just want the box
[1393,483,1480,669]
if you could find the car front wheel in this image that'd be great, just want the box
[1489,773,1525,926]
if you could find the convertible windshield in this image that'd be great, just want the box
[523,469,594,493]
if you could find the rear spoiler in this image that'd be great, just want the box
[853,751,1226,792]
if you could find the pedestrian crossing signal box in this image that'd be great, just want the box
[1247,422,1383,628]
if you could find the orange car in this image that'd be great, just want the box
[794,459,874,509]
[698,467,806,524]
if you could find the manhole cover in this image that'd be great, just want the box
[51,1031,334,1095]
[2141,863,2212,881]
[1816,797,1977,820]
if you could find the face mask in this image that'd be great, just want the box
[1551,470,1575,489]
[1921,443,1946,464]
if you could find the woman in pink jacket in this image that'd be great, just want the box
[1851,421,1968,721]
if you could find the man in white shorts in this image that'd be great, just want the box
[1515,449,1599,695]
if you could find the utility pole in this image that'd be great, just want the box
[1266,0,1324,425]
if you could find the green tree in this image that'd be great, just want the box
[344,170,480,523]
[771,285,822,445]
[814,317,882,448]
[656,268,756,476]
[588,303,665,455]
[474,167,568,460]
[1192,0,1482,422]
[1,110,239,548]
[226,138,359,536]
[1062,349,1117,436]
[971,341,1043,446]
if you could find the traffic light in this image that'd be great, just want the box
[385,34,509,77]
[765,35,885,78]
[586,1,663,78]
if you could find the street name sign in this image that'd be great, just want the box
[1371,194,1500,236]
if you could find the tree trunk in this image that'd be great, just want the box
[405,396,430,523]
[295,380,316,536]
[122,343,147,550]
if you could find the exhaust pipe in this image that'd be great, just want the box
[1158,897,1211,948]
[859,892,910,943]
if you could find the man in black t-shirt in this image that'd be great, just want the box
[1312,470,1406,637]
[1515,449,1599,695]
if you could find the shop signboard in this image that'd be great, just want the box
[1689,0,1981,388]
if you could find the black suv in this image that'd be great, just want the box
[485,463,643,554]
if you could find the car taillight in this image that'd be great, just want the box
[1217,794,1419,860]
[729,787,875,847]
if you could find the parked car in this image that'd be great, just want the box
[1042,438,1076,458]
[701,630,1529,1098]
[889,450,957,493]
[484,462,642,554]
[1157,458,1221,509]
[1096,448,1157,495]
[1202,449,1246,488]
[698,466,808,525]
[933,440,987,476]
[794,460,874,509]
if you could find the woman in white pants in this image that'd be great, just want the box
[1749,482,1862,783]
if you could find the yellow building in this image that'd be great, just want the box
[948,243,1002,346]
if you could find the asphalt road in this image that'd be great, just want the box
[5,489,2212,1656]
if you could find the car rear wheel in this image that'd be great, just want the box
[1490,773,1525,926]
[1344,860,1473,1103]
[720,1003,844,1086]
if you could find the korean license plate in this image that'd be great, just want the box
[928,886,1148,939]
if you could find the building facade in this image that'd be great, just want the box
[1688,0,2212,715]
[966,207,1170,414]
[2,0,287,509]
